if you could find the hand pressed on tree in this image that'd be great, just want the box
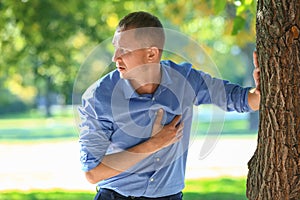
[252,51,261,95]
[248,51,261,111]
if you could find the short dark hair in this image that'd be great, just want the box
[118,11,165,50]
[118,11,163,30]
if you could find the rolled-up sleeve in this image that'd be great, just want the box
[191,69,253,112]
[78,85,113,172]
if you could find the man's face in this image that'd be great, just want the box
[112,29,149,79]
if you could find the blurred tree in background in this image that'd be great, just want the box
[0,0,256,117]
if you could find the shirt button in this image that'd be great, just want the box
[156,158,160,162]
[152,97,155,101]
[150,178,154,182]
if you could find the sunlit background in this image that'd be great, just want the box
[0,0,259,199]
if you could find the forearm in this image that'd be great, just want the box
[248,88,260,111]
[85,139,158,184]
[84,112,183,184]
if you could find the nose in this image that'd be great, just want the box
[112,48,121,62]
[112,50,117,62]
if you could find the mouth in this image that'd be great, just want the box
[117,66,126,72]
[116,64,126,72]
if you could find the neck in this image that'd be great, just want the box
[129,64,161,94]
[134,83,160,94]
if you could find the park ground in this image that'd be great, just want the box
[0,136,257,191]
[0,110,258,199]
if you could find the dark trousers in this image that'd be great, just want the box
[94,188,183,200]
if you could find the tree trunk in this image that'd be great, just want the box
[45,76,52,118]
[246,0,300,200]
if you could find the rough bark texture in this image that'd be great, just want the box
[246,0,300,199]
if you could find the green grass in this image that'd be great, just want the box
[183,178,247,199]
[0,110,79,141]
[0,190,94,200]
[192,120,256,135]
[0,177,247,200]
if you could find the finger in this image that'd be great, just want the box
[253,74,260,86]
[177,122,184,131]
[253,68,260,91]
[253,66,260,77]
[175,132,183,141]
[253,51,258,69]
[154,109,164,125]
[253,70,259,78]
[152,109,164,136]
[170,115,182,127]
[176,130,183,140]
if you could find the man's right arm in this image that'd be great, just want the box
[84,109,183,184]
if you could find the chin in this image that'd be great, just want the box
[119,72,127,79]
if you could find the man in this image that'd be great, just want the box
[78,11,260,200]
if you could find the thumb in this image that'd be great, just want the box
[152,109,164,136]
[253,51,259,69]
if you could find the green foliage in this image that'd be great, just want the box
[214,0,227,14]
[0,88,30,114]
[232,0,257,35]
[0,0,256,114]
[232,16,247,35]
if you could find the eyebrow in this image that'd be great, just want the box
[112,38,127,49]
[112,40,120,48]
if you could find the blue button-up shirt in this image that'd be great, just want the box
[78,60,252,197]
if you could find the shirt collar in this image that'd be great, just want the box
[122,62,173,99]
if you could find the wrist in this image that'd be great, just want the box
[143,138,160,153]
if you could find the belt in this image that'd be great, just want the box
[99,188,183,200]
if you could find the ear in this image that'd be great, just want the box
[147,47,160,63]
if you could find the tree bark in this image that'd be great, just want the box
[246,0,300,199]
